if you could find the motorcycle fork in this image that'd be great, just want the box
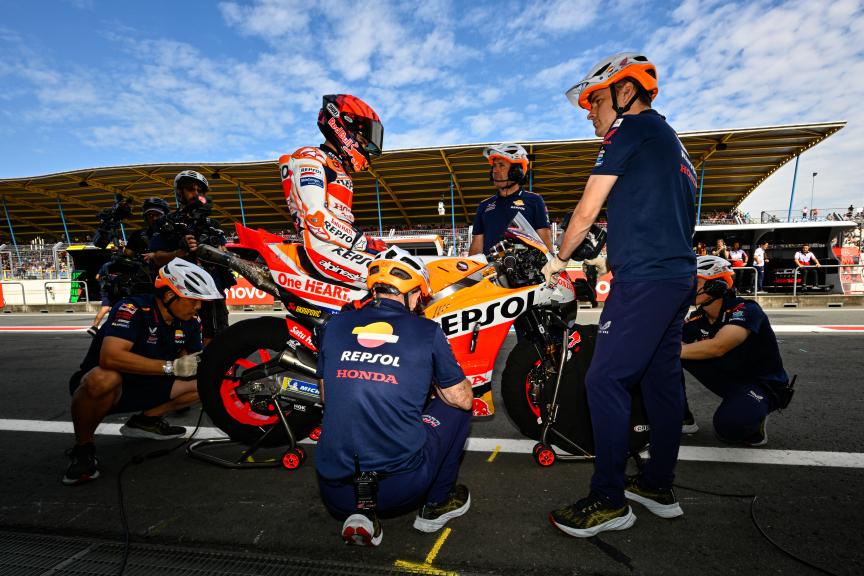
[521,309,561,406]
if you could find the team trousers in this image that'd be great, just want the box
[586,277,695,505]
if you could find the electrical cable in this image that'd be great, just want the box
[673,483,841,576]
[116,406,205,576]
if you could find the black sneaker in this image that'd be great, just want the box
[341,513,383,547]
[624,475,683,518]
[682,409,699,434]
[62,443,99,486]
[746,416,768,447]
[119,413,186,440]
[549,493,635,538]
[413,484,471,533]
[86,326,99,337]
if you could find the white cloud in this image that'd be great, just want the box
[644,0,864,211]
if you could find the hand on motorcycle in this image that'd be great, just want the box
[541,255,569,285]
[174,351,201,378]
[365,236,387,254]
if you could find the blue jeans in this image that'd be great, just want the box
[586,277,695,505]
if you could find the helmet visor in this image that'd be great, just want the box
[364,119,384,156]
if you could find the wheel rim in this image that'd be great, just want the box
[282,452,300,469]
[524,360,543,419]
[538,450,555,466]
[218,348,279,427]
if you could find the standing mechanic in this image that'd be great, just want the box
[315,247,473,547]
[149,171,232,343]
[542,52,697,536]
[681,256,793,446]
[469,143,553,256]
[278,94,387,289]
[63,260,223,486]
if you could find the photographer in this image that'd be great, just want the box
[64,260,224,486]
[149,171,233,343]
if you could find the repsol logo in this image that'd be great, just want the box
[324,219,354,242]
[336,369,398,384]
[340,351,401,366]
[439,291,535,336]
[332,247,372,266]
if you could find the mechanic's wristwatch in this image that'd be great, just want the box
[163,360,174,375]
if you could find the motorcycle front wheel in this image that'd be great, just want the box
[198,316,320,447]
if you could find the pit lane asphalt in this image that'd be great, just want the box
[1,310,862,576]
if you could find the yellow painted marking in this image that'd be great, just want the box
[393,527,457,575]
[393,560,458,576]
[486,445,501,463]
[424,527,451,564]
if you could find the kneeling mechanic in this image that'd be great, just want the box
[681,256,794,446]
[63,259,223,486]
[315,247,474,547]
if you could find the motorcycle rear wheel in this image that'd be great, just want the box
[198,316,320,447]
[501,341,548,440]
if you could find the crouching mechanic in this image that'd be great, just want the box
[681,256,794,446]
[279,94,388,289]
[315,247,474,546]
[63,260,223,486]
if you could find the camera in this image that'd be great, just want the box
[93,196,134,249]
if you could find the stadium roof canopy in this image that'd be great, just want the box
[0,121,845,240]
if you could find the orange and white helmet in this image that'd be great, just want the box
[566,52,658,111]
[697,255,734,289]
[366,246,431,298]
[483,143,529,173]
[155,259,223,300]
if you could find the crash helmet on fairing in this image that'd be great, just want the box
[318,94,384,173]
[154,259,223,300]
[483,143,529,185]
[173,170,209,204]
[366,246,431,298]
[565,52,658,113]
[697,255,734,289]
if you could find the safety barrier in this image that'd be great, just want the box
[0,282,26,305]
[792,264,864,297]
[44,280,89,304]
[731,265,760,296]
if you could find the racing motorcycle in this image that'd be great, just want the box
[195,214,600,468]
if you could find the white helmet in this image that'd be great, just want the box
[173,170,209,202]
[483,143,529,170]
[696,255,734,288]
[155,259,223,300]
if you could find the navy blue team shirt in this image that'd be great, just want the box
[592,109,696,281]
[682,293,788,387]
[315,298,465,480]
[80,293,203,372]
[472,189,550,254]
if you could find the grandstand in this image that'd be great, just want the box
[0,121,845,243]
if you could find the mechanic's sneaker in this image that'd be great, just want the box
[120,413,186,440]
[413,484,471,533]
[624,475,683,518]
[86,326,99,337]
[746,416,769,447]
[549,493,635,538]
[62,443,99,486]
[682,409,699,434]
[341,513,382,547]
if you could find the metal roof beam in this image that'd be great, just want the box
[212,168,292,222]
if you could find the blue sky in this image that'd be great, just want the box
[1,0,863,214]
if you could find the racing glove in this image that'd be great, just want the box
[173,351,202,378]
[541,255,569,285]
[365,236,388,254]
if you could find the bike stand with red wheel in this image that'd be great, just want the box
[187,395,313,471]
[532,324,595,468]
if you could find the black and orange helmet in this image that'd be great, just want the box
[366,246,430,298]
[318,94,383,172]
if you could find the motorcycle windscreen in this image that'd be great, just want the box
[504,213,548,254]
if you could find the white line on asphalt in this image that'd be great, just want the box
[2,418,862,469]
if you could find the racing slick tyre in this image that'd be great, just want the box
[198,316,320,448]
[501,325,596,443]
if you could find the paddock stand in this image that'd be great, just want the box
[186,396,316,471]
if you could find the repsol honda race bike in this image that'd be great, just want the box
[195,214,630,469]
